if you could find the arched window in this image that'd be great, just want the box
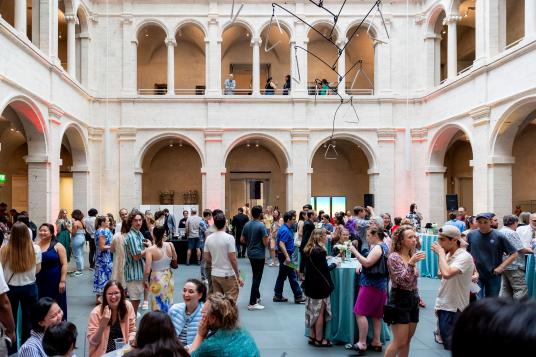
[174,23,206,95]
[259,23,291,95]
[137,24,167,95]
[504,0,525,49]
[457,0,476,73]
[307,23,338,95]
[345,26,375,95]
[75,6,90,86]
[221,24,253,95]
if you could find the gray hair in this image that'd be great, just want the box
[503,214,518,227]
[519,212,531,225]
[371,216,384,229]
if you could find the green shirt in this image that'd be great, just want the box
[124,228,144,282]
[191,329,260,357]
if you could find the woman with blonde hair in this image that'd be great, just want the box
[189,293,259,356]
[56,209,72,262]
[0,221,42,351]
[110,219,129,287]
[302,228,337,347]
[384,226,426,357]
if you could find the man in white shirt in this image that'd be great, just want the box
[0,263,15,356]
[186,208,203,266]
[203,212,243,301]
[115,208,129,234]
[516,213,536,248]
[431,225,474,351]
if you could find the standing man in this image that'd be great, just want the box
[299,210,316,277]
[446,212,466,233]
[232,208,250,258]
[163,208,177,238]
[0,262,15,356]
[85,208,98,271]
[273,211,306,304]
[354,206,375,254]
[178,210,189,229]
[467,213,516,298]
[185,208,203,266]
[241,206,269,311]
[224,73,236,95]
[115,208,129,233]
[204,213,243,301]
[431,225,474,350]
[457,207,467,222]
[199,209,212,284]
[516,213,536,248]
[499,215,532,299]
[124,210,152,315]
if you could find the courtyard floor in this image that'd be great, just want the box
[67,257,450,357]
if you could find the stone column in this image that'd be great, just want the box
[78,32,90,85]
[118,128,138,209]
[251,37,261,95]
[204,130,224,209]
[166,38,176,95]
[66,15,77,76]
[337,38,346,96]
[424,34,441,88]
[72,167,89,213]
[525,0,536,42]
[290,130,309,208]
[131,39,138,94]
[27,157,52,225]
[446,15,460,79]
[87,128,104,210]
[292,21,308,97]
[121,15,135,95]
[15,0,27,36]
[474,0,501,66]
[426,167,447,224]
[39,0,59,61]
[470,106,492,214]
[206,14,221,95]
[31,0,40,45]
[488,156,515,221]
[48,105,63,220]
[375,129,397,214]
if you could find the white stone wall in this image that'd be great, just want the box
[0,0,535,225]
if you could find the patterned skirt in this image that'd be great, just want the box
[149,269,174,313]
[305,296,332,328]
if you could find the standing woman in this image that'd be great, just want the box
[296,211,307,246]
[384,226,426,357]
[0,222,42,351]
[70,209,86,277]
[107,213,116,235]
[331,213,346,246]
[269,209,282,267]
[302,228,336,347]
[93,216,113,305]
[55,209,72,262]
[36,223,68,320]
[110,223,129,292]
[405,203,423,230]
[349,226,389,353]
[144,226,177,312]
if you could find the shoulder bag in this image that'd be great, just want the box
[363,245,388,278]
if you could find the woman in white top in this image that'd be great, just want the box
[144,225,177,313]
[0,221,42,351]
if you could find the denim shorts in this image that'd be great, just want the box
[188,237,200,250]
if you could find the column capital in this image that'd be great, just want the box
[204,129,224,142]
[88,127,104,141]
[336,38,347,47]
[424,33,441,41]
[121,14,134,25]
[131,39,139,46]
[470,105,491,127]
[425,166,447,174]
[166,38,177,47]
[488,155,515,166]
[48,104,64,121]
[415,14,426,25]
[117,127,137,141]
[65,15,78,25]
[290,129,310,142]
[250,37,262,46]
[410,128,428,142]
[25,155,50,164]
[377,128,397,143]
[208,16,219,25]
[444,15,462,25]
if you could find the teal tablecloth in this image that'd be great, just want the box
[320,259,391,344]
[418,234,439,278]
[526,255,536,298]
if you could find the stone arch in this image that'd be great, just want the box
[174,19,207,38]
[223,133,290,170]
[257,18,294,42]
[59,123,89,168]
[137,133,205,170]
[428,123,474,168]
[134,19,170,41]
[426,2,448,35]
[75,3,90,33]
[344,18,381,40]
[220,19,255,40]
[309,133,377,172]
[307,20,341,42]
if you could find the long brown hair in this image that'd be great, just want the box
[101,281,128,324]
[303,228,325,256]
[0,222,36,272]
[206,293,239,330]
[391,225,415,256]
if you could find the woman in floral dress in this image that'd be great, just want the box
[144,225,177,312]
[93,215,113,304]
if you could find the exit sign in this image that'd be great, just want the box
[0,174,6,185]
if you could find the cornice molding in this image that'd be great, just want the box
[377,128,397,142]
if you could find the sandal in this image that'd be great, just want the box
[307,337,316,345]
[419,299,426,308]
[368,344,382,352]
[433,331,443,344]
[313,339,332,348]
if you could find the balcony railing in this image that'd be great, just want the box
[346,88,374,95]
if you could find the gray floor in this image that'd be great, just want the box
[67,257,450,357]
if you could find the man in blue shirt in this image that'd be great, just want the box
[446,212,466,233]
[273,211,305,304]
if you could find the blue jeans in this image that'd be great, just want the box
[477,276,501,299]
[437,310,459,350]
[7,283,38,354]
[72,233,86,271]
[274,253,303,299]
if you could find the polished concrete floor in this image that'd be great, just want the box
[66,255,450,357]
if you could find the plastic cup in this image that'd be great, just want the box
[115,338,126,351]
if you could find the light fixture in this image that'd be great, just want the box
[169,143,174,147]
[9,128,15,132]
[58,32,62,39]
[246,141,251,147]
[179,141,183,147]
[255,141,259,148]
[178,29,183,37]
[246,32,250,38]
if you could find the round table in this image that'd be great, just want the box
[306,258,390,345]
[417,234,439,278]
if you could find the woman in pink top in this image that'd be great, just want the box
[87,280,136,356]
[384,226,426,357]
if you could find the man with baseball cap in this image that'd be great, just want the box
[431,225,474,350]
[467,213,516,298]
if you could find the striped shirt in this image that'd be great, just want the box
[19,330,46,357]
[124,228,145,282]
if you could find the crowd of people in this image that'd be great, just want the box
[0,200,535,356]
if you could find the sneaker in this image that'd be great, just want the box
[269,262,274,267]
[248,303,265,311]
[257,298,262,304]
[294,296,306,304]
[88,267,95,272]
[142,301,149,310]
[70,271,83,277]
[273,296,288,302]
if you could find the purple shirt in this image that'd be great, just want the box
[387,252,418,291]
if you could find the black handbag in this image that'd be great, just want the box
[363,246,388,278]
